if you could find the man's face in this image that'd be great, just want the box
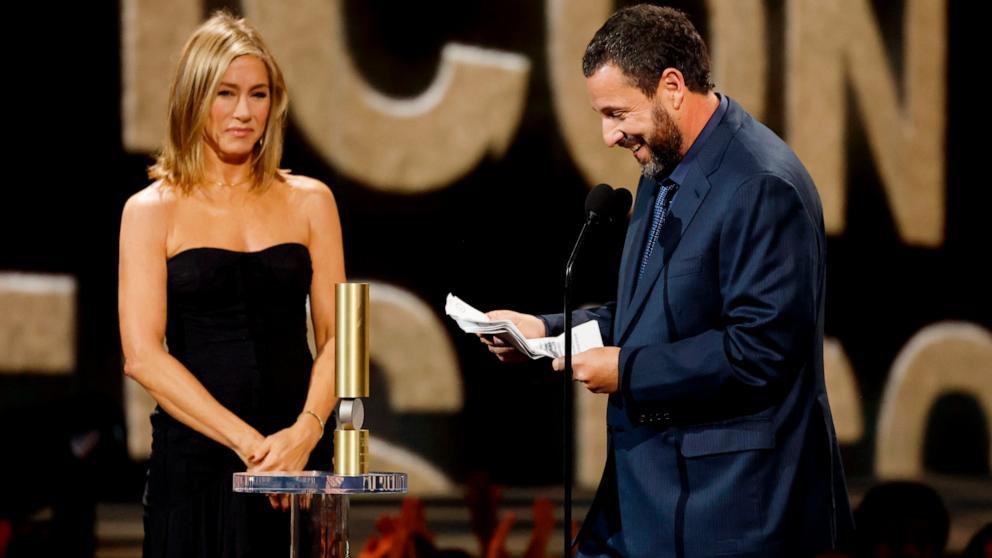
[585,63,683,178]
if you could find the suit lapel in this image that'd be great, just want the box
[614,176,656,335]
[613,96,744,344]
[617,160,711,344]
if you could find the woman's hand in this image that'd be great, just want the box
[234,429,267,468]
[248,416,323,510]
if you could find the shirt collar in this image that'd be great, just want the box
[665,92,728,187]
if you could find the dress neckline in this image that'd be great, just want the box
[167,242,308,262]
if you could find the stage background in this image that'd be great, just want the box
[1,0,989,548]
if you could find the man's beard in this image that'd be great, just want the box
[640,104,684,179]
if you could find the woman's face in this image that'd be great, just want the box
[204,55,271,162]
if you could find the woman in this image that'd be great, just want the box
[118,11,344,557]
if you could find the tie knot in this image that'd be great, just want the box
[658,180,678,203]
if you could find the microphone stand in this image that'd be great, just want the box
[563,212,599,558]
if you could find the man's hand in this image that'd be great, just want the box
[478,310,546,363]
[553,346,621,394]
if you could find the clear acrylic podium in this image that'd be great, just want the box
[234,471,407,558]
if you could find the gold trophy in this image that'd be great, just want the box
[334,282,370,476]
[234,281,405,558]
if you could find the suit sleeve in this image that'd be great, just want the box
[538,303,616,346]
[618,175,820,417]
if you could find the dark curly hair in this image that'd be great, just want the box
[582,4,714,97]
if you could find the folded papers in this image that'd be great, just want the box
[445,293,603,359]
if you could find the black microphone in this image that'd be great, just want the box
[584,183,614,223]
[609,187,633,223]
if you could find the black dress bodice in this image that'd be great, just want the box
[162,242,315,438]
[143,242,331,558]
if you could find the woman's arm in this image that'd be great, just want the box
[250,178,345,472]
[118,188,265,464]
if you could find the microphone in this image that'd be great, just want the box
[584,183,614,223]
[584,183,633,224]
[609,188,633,222]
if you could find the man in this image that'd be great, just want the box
[482,5,854,557]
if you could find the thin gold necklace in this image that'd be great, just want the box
[207,176,252,189]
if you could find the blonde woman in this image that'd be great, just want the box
[118,12,343,556]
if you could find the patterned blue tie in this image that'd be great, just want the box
[638,180,679,280]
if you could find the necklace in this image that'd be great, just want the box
[207,176,253,189]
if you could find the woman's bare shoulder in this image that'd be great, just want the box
[284,174,333,196]
[124,180,181,212]
[121,180,180,233]
[283,174,337,212]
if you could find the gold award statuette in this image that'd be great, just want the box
[334,283,370,476]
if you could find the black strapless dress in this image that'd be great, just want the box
[143,243,333,558]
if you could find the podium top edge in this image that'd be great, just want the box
[232,471,408,495]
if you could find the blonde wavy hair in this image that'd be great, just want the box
[149,11,288,192]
